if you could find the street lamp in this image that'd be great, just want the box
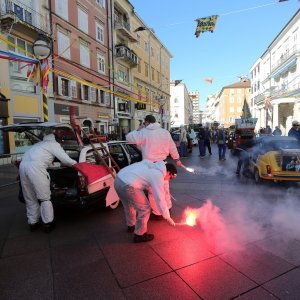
[33,33,52,121]
[33,34,51,60]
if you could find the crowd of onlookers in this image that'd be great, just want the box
[171,120,300,161]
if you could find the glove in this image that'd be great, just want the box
[166,217,176,226]
[175,160,182,167]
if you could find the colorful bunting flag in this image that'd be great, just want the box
[195,15,219,38]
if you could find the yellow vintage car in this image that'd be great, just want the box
[247,136,300,184]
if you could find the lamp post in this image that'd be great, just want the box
[32,34,51,122]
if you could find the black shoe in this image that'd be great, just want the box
[134,233,154,243]
[127,225,135,233]
[236,171,240,176]
[29,222,41,232]
[150,213,164,221]
[44,221,55,233]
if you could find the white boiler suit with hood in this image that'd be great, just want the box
[114,160,170,235]
[126,122,179,213]
[19,134,76,225]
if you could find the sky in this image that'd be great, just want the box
[129,0,299,108]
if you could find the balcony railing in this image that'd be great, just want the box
[271,44,300,72]
[0,0,50,34]
[114,14,137,42]
[115,45,138,66]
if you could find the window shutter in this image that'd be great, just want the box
[57,76,63,95]
[97,89,102,103]
[90,87,97,102]
[70,80,77,98]
[105,92,110,106]
[80,84,84,100]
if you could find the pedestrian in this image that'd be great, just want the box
[204,126,212,155]
[216,125,226,161]
[126,115,182,218]
[288,120,300,141]
[179,124,187,157]
[197,124,205,158]
[121,128,126,140]
[19,132,77,233]
[265,125,272,135]
[235,139,258,176]
[272,126,282,136]
[114,160,177,243]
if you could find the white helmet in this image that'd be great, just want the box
[218,125,223,129]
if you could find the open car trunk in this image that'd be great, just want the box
[48,166,79,204]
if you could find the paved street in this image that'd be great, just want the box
[1,144,300,299]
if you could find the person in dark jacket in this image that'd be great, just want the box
[272,126,282,136]
[204,126,212,155]
[216,125,226,161]
[288,120,300,141]
[197,124,206,158]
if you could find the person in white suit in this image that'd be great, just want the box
[19,133,76,232]
[126,115,182,218]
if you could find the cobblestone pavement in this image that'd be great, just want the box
[0,144,300,299]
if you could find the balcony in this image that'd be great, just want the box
[115,45,138,67]
[114,16,137,42]
[0,0,50,34]
[271,44,300,74]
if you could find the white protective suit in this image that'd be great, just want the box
[126,122,179,213]
[115,160,170,235]
[19,134,76,225]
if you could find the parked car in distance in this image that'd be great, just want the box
[0,122,142,209]
[243,136,300,184]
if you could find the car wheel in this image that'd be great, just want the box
[254,168,262,184]
[108,199,120,210]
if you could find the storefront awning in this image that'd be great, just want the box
[272,59,296,78]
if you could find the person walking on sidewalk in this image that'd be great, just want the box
[114,160,177,243]
[19,132,77,233]
[126,115,182,218]
[216,125,227,161]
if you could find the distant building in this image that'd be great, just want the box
[170,81,193,128]
[218,79,251,128]
[188,91,200,125]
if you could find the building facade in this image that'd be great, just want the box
[250,9,300,135]
[0,0,52,153]
[170,81,193,128]
[188,90,200,125]
[218,80,251,128]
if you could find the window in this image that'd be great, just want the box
[144,62,149,77]
[96,0,105,8]
[78,7,88,33]
[137,60,141,73]
[151,47,154,57]
[79,41,90,67]
[230,106,234,113]
[98,90,110,105]
[151,67,155,81]
[56,0,68,20]
[57,76,77,98]
[57,30,71,59]
[117,70,127,82]
[136,34,140,46]
[144,41,148,52]
[230,97,234,103]
[97,52,105,74]
[95,22,104,43]
[237,89,241,94]
[237,106,242,113]
[81,84,95,101]
[237,97,242,103]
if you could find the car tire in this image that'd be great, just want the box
[254,168,262,184]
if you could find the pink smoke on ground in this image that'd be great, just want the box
[182,200,266,254]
